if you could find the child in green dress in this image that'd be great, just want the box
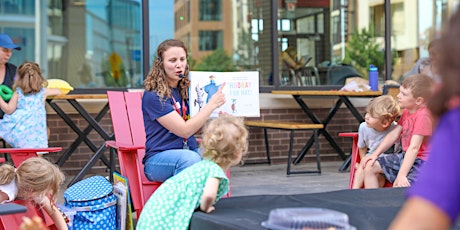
[136,115,248,230]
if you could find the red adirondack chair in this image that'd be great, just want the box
[106,91,232,217]
[340,132,392,188]
[0,200,57,230]
[339,132,361,189]
[0,148,62,167]
[0,148,62,229]
[106,91,161,217]
[0,148,61,229]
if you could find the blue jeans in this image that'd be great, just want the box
[144,148,201,182]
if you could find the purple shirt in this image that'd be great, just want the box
[408,107,460,222]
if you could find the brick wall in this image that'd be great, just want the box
[245,107,365,164]
[45,106,365,178]
[47,113,114,177]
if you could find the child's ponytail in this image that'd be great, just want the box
[14,62,45,94]
[0,163,15,185]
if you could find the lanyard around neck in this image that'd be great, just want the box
[171,92,188,147]
[171,94,187,122]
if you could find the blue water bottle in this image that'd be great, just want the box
[369,64,379,91]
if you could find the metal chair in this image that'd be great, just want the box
[299,66,320,86]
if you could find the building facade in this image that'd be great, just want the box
[1,0,458,176]
[1,0,458,91]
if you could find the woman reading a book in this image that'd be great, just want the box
[142,39,226,182]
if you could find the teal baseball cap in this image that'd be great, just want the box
[0,34,21,50]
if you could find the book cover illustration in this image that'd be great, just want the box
[189,71,260,117]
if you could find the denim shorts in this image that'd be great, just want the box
[377,152,425,183]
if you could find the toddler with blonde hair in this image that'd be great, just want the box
[352,95,400,189]
[137,115,248,229]
[0,157,67,229]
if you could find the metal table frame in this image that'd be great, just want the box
[46,94,114,186]
[272,90,382,171]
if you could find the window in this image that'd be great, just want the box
[370,5,385,37]
[332,16,341,45]
[199,30,222,50]
[0,0,34,15]
[251,18,263,41]
[278,19,290,31]
[199,0,221,21]
[11,0,452,90]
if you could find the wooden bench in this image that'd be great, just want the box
[244,120,324,175]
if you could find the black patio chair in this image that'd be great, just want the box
[327,64,363,85]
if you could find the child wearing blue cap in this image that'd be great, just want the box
[0,33,21,119]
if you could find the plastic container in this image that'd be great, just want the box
[369,64,379,91]
[261,207,356,230]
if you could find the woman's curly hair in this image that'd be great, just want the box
[202,115,249,166]
[144,39,190,101]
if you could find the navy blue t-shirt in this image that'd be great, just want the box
[142,88,197,163]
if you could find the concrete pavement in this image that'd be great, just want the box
[58,160,350,203]
[230,160,349,197]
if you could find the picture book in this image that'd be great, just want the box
[113,172,134,230]
[188,71,260,117]
[113,183,127,230]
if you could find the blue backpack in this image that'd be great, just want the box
[64,176,117,229]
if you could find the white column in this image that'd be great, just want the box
[35,0,48,75]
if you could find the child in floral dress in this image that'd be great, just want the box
[136,115,248,230]
[0,62,61,148]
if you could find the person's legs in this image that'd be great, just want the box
[352,162,365,189]
[144,149,201,182]
[406,158,425,184]
[367,152,405,188]
[363,160,385,188]
[377,174,387,187]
